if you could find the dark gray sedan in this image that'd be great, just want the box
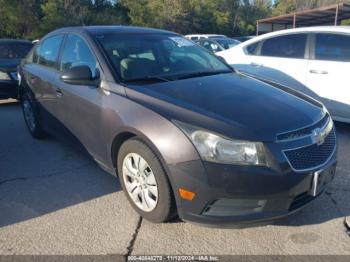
[18,26,337,226]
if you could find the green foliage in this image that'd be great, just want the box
[0,0,45,39]
[1,0,272,39]
[1,0,346,40]
[0,0,350,39]
[272,0,296,16]
[121,0,271,36]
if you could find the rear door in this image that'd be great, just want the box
[245,33,309,85]
[53,33,106,161]
[306,33,350,121]
[24,34,64,122]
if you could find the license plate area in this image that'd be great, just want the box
[310,166,336,197]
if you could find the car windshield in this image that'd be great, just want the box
[96,34,232,82]
[0,42,32,59]
[215,38,240,50]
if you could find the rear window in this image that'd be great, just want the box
[0,42,32,59]
[315,33,350,62]
[260,34,307,59]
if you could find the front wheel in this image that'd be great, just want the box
[21,92,46,139]
[117,138,176,223]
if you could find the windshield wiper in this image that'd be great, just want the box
[123,75,171,83]
[169,70,232,80]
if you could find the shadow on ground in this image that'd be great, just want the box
[0,100,121,227]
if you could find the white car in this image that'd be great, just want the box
[185,34,226,40]
[218,26,350,123]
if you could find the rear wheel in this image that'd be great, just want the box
[117,138,176,223]
[21,92,46,139]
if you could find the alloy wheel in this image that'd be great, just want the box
[122,153,158,212]
[23,99,36,132]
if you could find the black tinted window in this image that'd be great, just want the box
[38,35,63,68]
[245,42,259,55]
[0,42,32,59]
[60,34,97,76]
[261,34,306,58]
[315,34,350,61]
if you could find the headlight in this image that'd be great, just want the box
[0,71,11,80]
[175,121,266,165]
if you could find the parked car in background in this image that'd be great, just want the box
[195,38,240,53]
[19,26,336,226]
[185,34,226,40]
[0,39,32,99]
[218,26,350,123]
[232,36,255,42]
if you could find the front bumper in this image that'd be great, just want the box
[0,80,18,99]
[168,143,337,227]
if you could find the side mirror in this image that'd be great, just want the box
[60,65,100,86]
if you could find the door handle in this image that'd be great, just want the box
[309,69,328,75]
[56,88,63,98]
[250,62,263,68]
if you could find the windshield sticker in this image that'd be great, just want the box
[170,37,195,47]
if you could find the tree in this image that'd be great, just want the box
[0,0,44,39]
[5,0,346,40]
[39,0,90,35]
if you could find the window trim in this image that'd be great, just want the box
[58,32,100,76]
[36,33,66,72]
[310,32,350,62]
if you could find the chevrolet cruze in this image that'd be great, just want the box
[18,26,337,226]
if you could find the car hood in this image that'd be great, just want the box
[124,73,324,142]
[0,59,21,72]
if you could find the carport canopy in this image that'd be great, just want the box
[257,2,350,35]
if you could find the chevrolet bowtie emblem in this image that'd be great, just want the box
[312,127,326,145]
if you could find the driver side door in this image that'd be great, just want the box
[53,33,106,162]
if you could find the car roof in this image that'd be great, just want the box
[212,37,238,41]
[50,25,178,36]
[239,26,350,47]
[186,34,225,37]
[269,26,350,34]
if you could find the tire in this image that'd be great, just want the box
[21,91,46,139]
[117,138,176,223]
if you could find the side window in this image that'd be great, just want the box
[245,42,259,55]
[38,35,64,69]
[29,43,42,64]
[260,34,307,59]
[60,34,97,76]
[202,40,220,53]
[315,34,350,62]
